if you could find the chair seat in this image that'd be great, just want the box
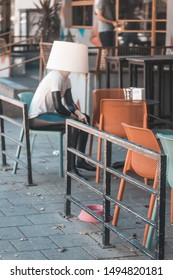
[13,92,65,178]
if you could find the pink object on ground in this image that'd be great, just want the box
[78,204,103,223]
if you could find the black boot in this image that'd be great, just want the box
[70,127,88,180]
[76,129,96,171]
[71,164,88,180]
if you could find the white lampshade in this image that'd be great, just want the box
[46,41,88,73]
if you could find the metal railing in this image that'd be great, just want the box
[0,94,33,186]
[0,34,42,76]
[0,34,172,82]
[65,119,166,260]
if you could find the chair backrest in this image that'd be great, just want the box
[157,133,173,188]
[18,92,34,108]
[99,99,148,137]
[92,88,125,128]
[122,123,161,179]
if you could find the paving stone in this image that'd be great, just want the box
[15,185,56,197]
[0,198,14,208]
[0,240,17,253]
[32,202,65,214]
[19,224,64,238]
[0,210,5,217]
[35,193,65,203]
[50,232,98,248]
[42,247,94,260]
[83,244,137,259]
[26,213,69,225]
[10,236,58,251]
[0,216,32,228]
[0,205,39,216]
[59,219,99,235]
[0,191,22,200]
[0,227,24,240]
[1,251,48,260]
[119,255,149,260]
[7,195,46,206]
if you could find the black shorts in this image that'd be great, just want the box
[99,31,115,47]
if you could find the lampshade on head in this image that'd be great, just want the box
[46,41,88,73]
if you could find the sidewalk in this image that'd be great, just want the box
[0,120,173,260]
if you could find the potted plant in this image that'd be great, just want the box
[34,0,61,42]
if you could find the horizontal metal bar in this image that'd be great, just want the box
[2,151,26,167]
[67,171,103,196]
[107,167,158,195]
[105,222,155,259]
[66,120,161,161]
[67,147,158,196]
[67,147,101,167]
[0,95,24,108]
[0,115,23,128]
[0,133,25,148]
[107,194,156,227]
[66,195,103,223]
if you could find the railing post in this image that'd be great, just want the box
[65,123,72,217]
[0,99,7,167]
[157,154,166,260]
[102,139,112,246]
[23,104,33,186]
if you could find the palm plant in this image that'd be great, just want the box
[34,0,61,42]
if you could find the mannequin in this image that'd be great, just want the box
[29,70,95,180]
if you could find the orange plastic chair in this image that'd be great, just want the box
[96,99,148,183]
[112,123,161,246]
[89,88,125,156]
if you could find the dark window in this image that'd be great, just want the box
[71,1,93,27]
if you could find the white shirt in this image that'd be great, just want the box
[29,70,71,119]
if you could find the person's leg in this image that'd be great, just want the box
[76,114,96,171]
[69,126,88,180]
[99,31,115,68]
[99,31,115,47]
[29,113,66,130]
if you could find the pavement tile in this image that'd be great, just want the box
[119,255,149,260]
[10,236,59,251]
[0,191,22,200]
[31,202,65,214]
[0,240,17,254]
[42,247,94,260]
[0,198,14,208]
[0,216,32,227]
[19,224,64,238]
[15,185,58,197]
[7,195,47,206]
[26,213,69,225]
[0,227,24,240]
[1,251,48,260]
[82,244,137,259]
[58,219,99,235]
[0,205,39,216]
[49,232,98,248]
[0,210,5,217]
